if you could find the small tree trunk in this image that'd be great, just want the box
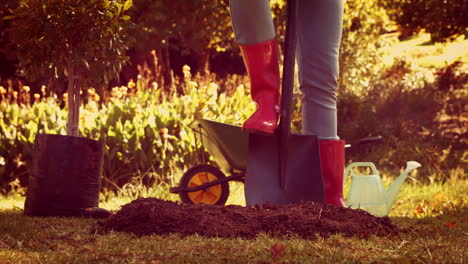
[66,64,81,137]
[195,50,210,75]
[162,45,173,90]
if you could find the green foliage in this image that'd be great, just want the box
[6,0,134,136]
[339,0,395,95]
[0,57,465,193]
[6,0,133,87]
[383,0,468,42]
[0,0,19,63]
[338,58,467,179]
[0,0,465,192]
[128,0,232,73]
[0,73,253,192]
[242,0,397,99]
[0,97,67,191]
[91,75,253,190]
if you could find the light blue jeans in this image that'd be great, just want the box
[229,0,345,140]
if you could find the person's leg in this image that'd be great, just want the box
[229,0,280,134]
[297,0,344,140]
[297,0,346,206]
[229,0,275,45]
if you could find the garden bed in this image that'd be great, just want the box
[97,198,400,239]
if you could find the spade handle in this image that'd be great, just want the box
[278,0,298,188]
[278,0,297,135]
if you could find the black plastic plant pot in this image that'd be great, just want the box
[24,134,104,217]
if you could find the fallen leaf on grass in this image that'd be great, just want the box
[444,221,456,228]
[413,204,426,215]
[270,243,285,258]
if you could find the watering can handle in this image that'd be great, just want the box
[343,162,380,188]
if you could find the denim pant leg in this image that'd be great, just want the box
[229,0,275,45]
[297,0,345,140]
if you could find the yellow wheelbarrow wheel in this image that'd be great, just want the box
[179,165,230,205]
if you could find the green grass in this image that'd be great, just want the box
[381,33,468,68]
[0,174,466,264]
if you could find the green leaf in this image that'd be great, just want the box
[19,0,29,8]
[120,15,131,21]
[3,15,15,20]
[123,0,133,11]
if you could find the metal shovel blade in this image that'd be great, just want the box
[245,132,324,205]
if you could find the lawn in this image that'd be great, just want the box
[381,33,468,68]
[0,172,466,264]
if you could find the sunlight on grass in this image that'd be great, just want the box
[226,181,246,206]
[100,183,180,211]
[381,33,468,68]
[0,193,24,211]
[0,177,246,213]
[341,167,467,218]
[390,170,467,218]
[2,171,465,218]
[99,180,246,211]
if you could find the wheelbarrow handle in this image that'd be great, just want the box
[345,136,382,149]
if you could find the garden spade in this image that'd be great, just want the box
[245,0,324,205]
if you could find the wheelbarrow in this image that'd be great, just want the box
[169,118,382,205]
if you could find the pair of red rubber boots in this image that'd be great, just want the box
[240,39,345,207]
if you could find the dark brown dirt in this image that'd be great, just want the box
[96,198,400,239]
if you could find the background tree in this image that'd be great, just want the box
[128,0,232,81]
[6,0,133,136]
[338,0,393,95]
[0,0,19,79]
[383,0,468,42]
[263,0,394,96]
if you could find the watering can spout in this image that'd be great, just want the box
[386,161,422,211]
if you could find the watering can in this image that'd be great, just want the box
[344,161,422,217]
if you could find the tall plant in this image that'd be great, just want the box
[6,0,133,136]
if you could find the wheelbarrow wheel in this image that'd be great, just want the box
[179,164,230,205]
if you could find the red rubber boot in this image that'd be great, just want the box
[239,39,280,134]
[319,140,346,206]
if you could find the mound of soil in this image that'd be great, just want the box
[96,198,400,239]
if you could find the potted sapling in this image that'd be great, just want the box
[6,0,133,217]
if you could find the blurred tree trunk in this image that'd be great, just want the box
[162,45,173,90]
[153,46,173,94]
[66,63,81,137]
[195,50,210,75]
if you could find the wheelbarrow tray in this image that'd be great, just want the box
[189,119,248,173]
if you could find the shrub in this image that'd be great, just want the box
[0,69,253,193]
[383,0,468,42]
[338,58,467,180]
[339,0,395,95]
